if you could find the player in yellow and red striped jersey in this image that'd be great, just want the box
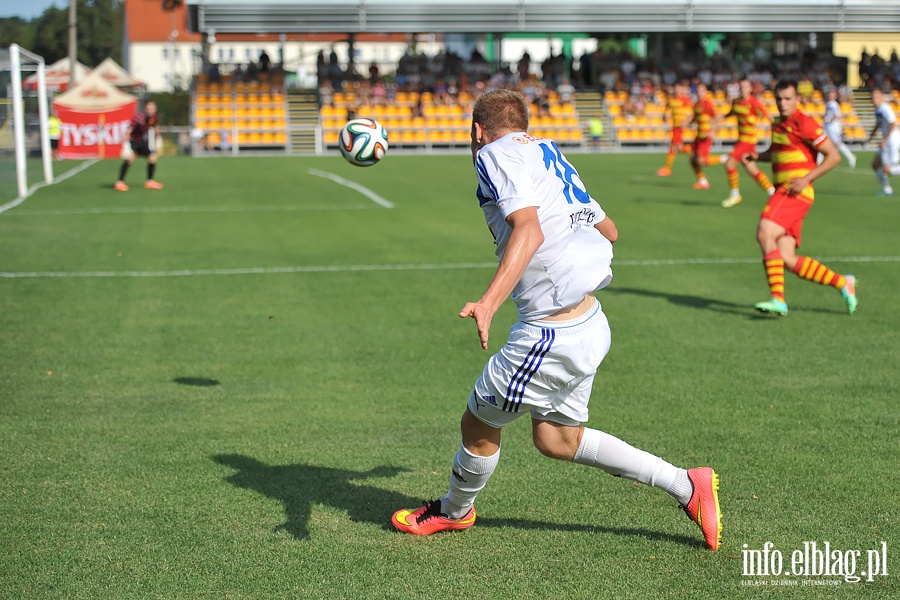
[743,80,857,316]
[689,83,723,189]
[656,81,694,176]
[720,79,775,208]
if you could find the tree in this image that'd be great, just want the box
[0,18,36,49]
[32,0,123,67]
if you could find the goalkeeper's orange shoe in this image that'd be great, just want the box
[683,467,722,550]
[656,167,671,177]
[144,180,164,190]
[392,500,476,535]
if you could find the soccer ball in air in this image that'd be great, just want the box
[339,118,388,167]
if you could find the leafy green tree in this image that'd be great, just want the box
[0,18,36,49]
[32,0,123,68]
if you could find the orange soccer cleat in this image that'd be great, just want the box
[144,180,164,190]
[656,167,672,177]
[683,467,722,550]
[392,500,476,536]
[692,180,711,190]
[114,181,129,192]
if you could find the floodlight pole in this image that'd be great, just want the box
[68,0,77,88]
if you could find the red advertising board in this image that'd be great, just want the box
[54,102,137,159]
[51,71,138,160]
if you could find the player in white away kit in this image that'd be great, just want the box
[868,88,900,196]
[392,90,722,551]
[822,89,857,168]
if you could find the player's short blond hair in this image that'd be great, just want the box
[472,89,529,136]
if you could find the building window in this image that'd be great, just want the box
[162,47,169,60]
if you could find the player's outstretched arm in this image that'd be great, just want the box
[460,206,543,350]
[594,216,618,244]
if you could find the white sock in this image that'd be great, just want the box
[840,146,855,162]
[720,154,729,163]
[442,445,500,518]
[876,170,890,190]
[573,428,692,505]
[767,187,775,196]
[730,189,741,198]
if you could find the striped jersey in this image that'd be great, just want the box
[693,95,717,140]
[770,110,827,203]
[474,132,614,321]
[731,95,768,144]
[667,95,693,129]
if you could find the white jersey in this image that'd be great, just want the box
[875,102,900,145]
[824,99,841,126]
[474,132,613,321]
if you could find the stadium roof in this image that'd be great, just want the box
[188,0,900,34]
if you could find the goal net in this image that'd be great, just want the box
[0,44,53,207]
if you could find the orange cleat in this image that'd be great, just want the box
[392,500,476,536]
[144,180,164,190]
[684,467,722,550]
[114,181,129,192]
[656,167,672,177]
[692,180,711,189]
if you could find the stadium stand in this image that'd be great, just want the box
[317,84,583,150]
[192,73,289,150]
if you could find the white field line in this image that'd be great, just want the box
[4,204,377,216]
[1,256,898,279]
[0,159,100,214]
[307,168,394,208]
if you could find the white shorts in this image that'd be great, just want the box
[467,299,611,428]
[878,139,900,167]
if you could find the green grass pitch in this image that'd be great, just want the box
[1,150,897,598]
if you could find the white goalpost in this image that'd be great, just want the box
[2,44,53,203]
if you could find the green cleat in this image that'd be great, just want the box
[721,195,742,208]
[755,297,788,316]
[841,275,858,315]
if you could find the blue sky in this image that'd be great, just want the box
[0,0,63,20]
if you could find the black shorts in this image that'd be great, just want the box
[50,139,59,150]
[130,139,153,157]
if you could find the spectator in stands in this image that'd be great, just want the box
[368,61,379,81]
[318,79,334,106]
[797,75,815,101]
[371,79,387,105]
[557,77,576,104]
[517,51,531,81]
[259,50,271,72]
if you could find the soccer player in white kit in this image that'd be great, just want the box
[868,88,900,196]
[392,90,722,551]
[822,89,857,169]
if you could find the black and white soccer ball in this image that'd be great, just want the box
[339,118,388,167]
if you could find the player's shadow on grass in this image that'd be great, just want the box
[213,454,702,548]
[607,286,748,316]
[213,454,417,539]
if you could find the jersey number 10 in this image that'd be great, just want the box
[540,141,591,205]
